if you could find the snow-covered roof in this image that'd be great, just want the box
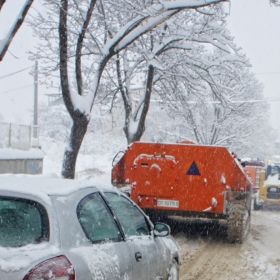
[0,175,115,203]
[271,155,280,164]
[0,148,44,160]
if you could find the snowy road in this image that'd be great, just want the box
[174,210,280,280]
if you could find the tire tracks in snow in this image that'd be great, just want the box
[173,210,280,280]
[178,238,247,280]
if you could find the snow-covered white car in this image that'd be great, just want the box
[0,176,180,280]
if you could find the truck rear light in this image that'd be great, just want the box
[23,255,75,280]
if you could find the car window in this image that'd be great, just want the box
[77,193,121,243]
[104,192,150,237]
[0,197,49,247]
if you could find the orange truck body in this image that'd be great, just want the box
[243,162,265,193]
[112,142,252,219]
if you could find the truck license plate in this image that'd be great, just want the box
[270,187,277,192]
[157,199,179,208]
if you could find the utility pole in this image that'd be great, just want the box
[33,61,38,138]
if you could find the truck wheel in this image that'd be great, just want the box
[253,196,261,210]
[227,201,250,243]
[167,259,179,280]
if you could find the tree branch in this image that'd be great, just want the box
[75,0,97,96]
[0,0,6,11]
[0,0,34,61]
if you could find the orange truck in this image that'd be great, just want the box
[112,141,252,243]
[243,159,265,193]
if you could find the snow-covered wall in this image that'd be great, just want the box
[0,148,44,175]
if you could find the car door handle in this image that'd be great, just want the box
[135,252,142,262]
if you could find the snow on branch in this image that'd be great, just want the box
[0,0,34,61]
[78,0,226,114]
[113,0,227,53]
[270,0,280,6]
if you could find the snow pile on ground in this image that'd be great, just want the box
[41,128,127,185]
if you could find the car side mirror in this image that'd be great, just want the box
[153,222,171,237]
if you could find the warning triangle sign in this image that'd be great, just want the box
[186,161,201,176]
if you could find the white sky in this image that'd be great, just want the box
[226,0,280,132]
[0,0,52,125]
[0,0,280,131]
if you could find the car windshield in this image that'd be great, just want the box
[266,164,280,180]
[0,197,49,247]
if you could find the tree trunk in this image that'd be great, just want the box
[62,115,89,179]
[59,0,87,179]
[0,0,6,11]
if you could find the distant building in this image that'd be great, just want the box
[0,122,43,174]
[45,93,63,106]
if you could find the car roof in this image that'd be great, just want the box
[0,175,117,205]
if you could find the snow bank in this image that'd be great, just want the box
[0,148,44,159]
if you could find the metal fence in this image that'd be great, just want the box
[0,122,40,151]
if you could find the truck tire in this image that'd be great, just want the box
[227,201,250,243]
[253,196,261,210]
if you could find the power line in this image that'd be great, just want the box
[0,66,33,80]
[231,99,280,103]
[264,99,280,102]
[134,97,280,104]
[192,100,280,104]
[255,71,280,75]
[1,84,33,94]
[182,99,280,104]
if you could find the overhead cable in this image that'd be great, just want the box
[0,66,33,80]
[1,84,33,94]
[255,71,280,75]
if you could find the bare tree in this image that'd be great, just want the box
[0,0,34,61]
[29,0,223,178]
[161,48,276,158]
[110,5,237,144]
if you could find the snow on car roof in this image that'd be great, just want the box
[0,174,116,205]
